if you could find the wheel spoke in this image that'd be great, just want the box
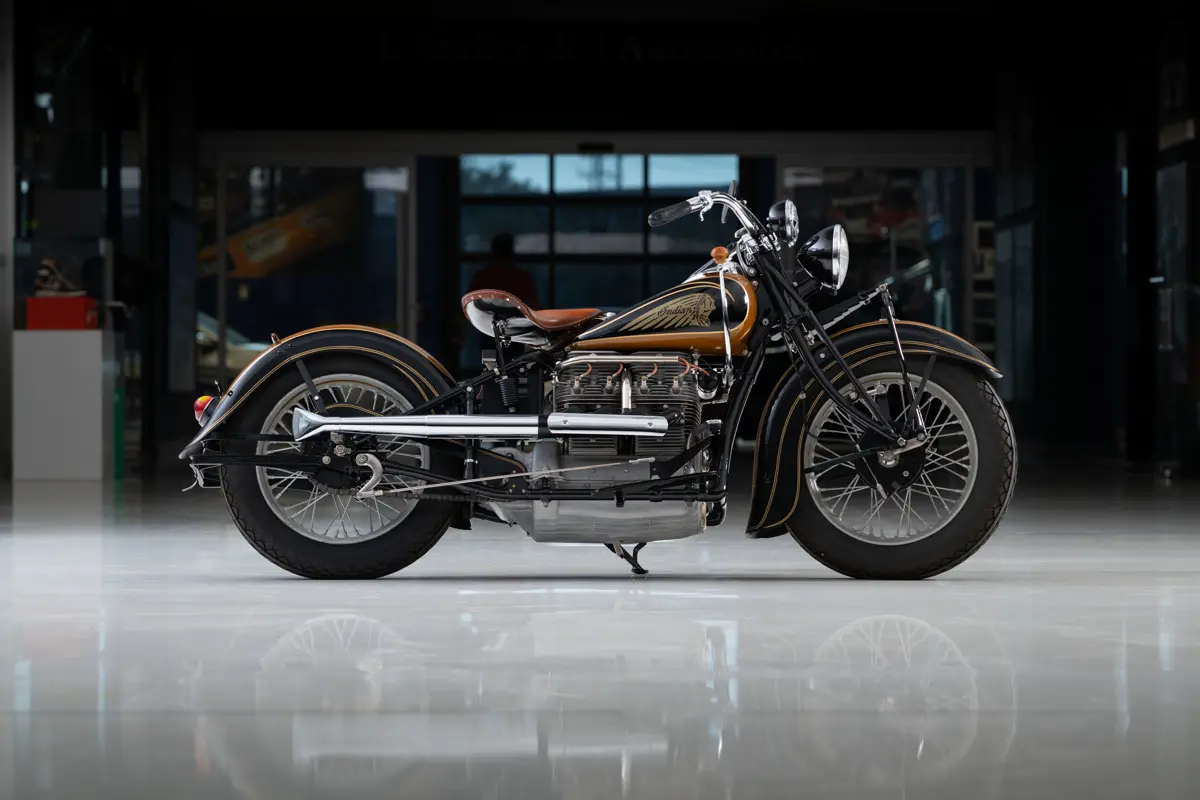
[804,371,978,545]
[254,375,430,545]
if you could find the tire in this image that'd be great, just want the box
[220,353,457,579]
[786,356,1017,580]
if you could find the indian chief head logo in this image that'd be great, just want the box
[621,292,717,332]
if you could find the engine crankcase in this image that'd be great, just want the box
[483,442,707,544]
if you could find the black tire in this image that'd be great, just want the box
[220,353,457,579]
[786,357,1017,580]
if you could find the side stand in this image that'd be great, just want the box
[606,542,648,575]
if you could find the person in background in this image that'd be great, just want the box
[468,233,541,309]
[464,233,541,386]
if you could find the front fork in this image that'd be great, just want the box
[782,284,929,456]
[879,289,930,443]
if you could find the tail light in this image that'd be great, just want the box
[193,395,214,424]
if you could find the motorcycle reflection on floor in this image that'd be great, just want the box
[185,602,1018,798]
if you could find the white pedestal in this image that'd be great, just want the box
[13,330,115,480]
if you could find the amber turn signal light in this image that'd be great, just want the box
[711,246,729,265]
[193,395,214,424]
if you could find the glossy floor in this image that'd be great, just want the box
[2,468,1200,799]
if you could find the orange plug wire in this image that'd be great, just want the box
[677,357,710,378]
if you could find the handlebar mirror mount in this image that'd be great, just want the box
[720,179,739,224]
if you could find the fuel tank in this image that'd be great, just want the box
[570,273,758,355]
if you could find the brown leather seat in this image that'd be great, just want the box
[461,289,603,333]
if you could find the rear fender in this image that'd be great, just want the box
[745,320,1000,538]
[179,325,455,458]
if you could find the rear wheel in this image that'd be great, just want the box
[220,354,456,579]
[787,357,1016,579]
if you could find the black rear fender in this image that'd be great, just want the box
[178,325,454,459]
[745,320,1000,538]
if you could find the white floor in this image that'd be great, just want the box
[2,465,1200,798]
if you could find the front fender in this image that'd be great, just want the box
[745,320,1000,538]
[179,325,454,459]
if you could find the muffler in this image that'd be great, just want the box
[291,407,668,441]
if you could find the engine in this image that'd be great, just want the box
[485,352,714,545]
[552,352,706,459]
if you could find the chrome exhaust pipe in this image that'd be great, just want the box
[291,407,668,441]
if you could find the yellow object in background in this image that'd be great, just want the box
[198,186,360,279]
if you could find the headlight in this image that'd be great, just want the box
[831,223,849,290]
[796,223,850,292]
[767,199,801,247]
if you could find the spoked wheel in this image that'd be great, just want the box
[787,357,1016,579]
[255,374,427,544]
[221,354,457,579]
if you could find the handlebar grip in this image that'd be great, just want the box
[648,200,694,227]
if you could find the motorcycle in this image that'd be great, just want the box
[179,183,1017,580]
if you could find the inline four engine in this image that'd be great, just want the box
[552,352,705,459]
[485,352,714,544]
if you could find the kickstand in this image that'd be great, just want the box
[606,542,648,575]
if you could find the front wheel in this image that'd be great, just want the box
[787,357,1016,579]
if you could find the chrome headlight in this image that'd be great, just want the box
[767,199,801,247]
[796,223,850,292]
[831,223,849,290]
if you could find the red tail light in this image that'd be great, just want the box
[193,395,214,424]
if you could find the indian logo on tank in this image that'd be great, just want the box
[620,292,717,332]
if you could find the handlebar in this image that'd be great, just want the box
[647,200,695,228]
[646,191,763,237]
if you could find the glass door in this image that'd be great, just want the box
[195,163,412,391]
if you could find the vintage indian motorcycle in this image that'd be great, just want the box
[180,185,1017,580]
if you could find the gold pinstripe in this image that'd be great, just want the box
[203,345,433,434]
[222,325,453,395]
[837,318,984,355]
[296,324,454,380]
[748,366,796,494]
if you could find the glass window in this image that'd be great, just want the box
[454,153,741,369]
[460,155,550,195]
[554,204,645,254]
[553,155,644,194]
[648,264,695,296]
[553,264,645,312]
[461,205,550,254]
[648,155,739,195]
[648,209,740,254]
[363,167,408,217]
[460,262,549,310]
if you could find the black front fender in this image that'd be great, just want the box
[745,320,1000,538]
[178,325,455,459]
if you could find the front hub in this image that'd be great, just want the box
[854,432,926,498]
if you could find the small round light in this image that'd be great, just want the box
[783,199,800,247]
[193,395,214,423]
